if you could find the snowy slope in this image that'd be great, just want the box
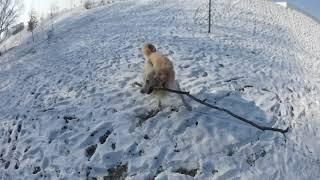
[0,0,320,179]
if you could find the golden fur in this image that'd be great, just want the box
[141,43,192,111]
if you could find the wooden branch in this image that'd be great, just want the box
[133,82,289,134]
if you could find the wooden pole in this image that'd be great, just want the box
[208,0,212,33]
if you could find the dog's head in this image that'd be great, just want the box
[143,43,156,57]
[141,70,168,94]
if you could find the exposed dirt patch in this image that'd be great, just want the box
[85,144,97,159]
[103,164,128,180]
[174,168,198,177]
[99,130,112,144]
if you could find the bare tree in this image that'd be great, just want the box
[27,9,38,43]
[69,0,76,9]
[39,15,45,34]
[0,0,22,43]
[100,0,106,6]
[50,4,59,31]
[84,0,93,9]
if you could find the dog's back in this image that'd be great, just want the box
[143,44,175,85]
[149,52,174,72]
[149,53,175,89]
[142,44,175,94]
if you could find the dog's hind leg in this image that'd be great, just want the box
[174,81,192,111]
[153,95,162,111]
[157,97,162,110]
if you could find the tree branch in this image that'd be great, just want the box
[133,82,289,134]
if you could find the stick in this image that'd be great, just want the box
[133,82,289,134]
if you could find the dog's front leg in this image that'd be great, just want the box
[157,98,162,111]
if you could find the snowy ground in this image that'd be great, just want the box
[0,0,320,179]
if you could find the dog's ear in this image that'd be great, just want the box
[143,43,156,57]
[147,44,156,52]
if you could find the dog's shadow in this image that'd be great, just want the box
[136,89,280,154]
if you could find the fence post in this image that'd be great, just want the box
[208,0,212,33]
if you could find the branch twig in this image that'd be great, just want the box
[133,82,289,134]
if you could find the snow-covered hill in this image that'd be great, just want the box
[0,0,320,179]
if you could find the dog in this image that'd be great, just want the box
[141,43,192,111]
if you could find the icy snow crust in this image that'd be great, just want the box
[0,0,320,179]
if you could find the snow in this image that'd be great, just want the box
[274,2,288,8]
[0,0,320,179]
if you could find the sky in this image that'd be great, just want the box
[20,0,80,22]
[285,0,320,21]
[19,0,320,23]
